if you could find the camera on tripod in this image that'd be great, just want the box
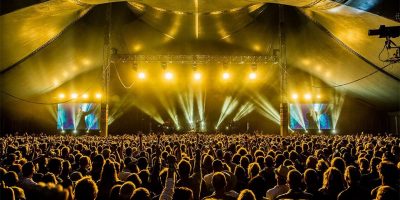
[368,25,400,38]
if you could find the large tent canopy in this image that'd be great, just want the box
[0,0,399,115]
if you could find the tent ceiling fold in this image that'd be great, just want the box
[299,6,400,80]
[285,7,400,110]
[0,0,92,72]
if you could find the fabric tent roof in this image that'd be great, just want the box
[0,0,399,111]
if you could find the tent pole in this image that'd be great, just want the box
[279,5,288,137]
[100,4,112,137]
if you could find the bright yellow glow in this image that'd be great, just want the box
[95,93,102,99]
[82,58,91,66]
[292,93,298,99]
[164,72,173,80]
[222,72,230,80]
[82,94,88,99]
[194,72,201,80]
[58,93,65,99]
[71,93,78,99]
[249,72,257,80]
[316,94,321,99]
[304,93,312,100]
[138,72,146,79]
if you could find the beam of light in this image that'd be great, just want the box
[233,102,255,122]
[289,103,306,130]
[178,89,194,129]
[196,89,206,131]
[310,103,325,130]
[156,92,180,129]
[108,95,164,125]
[75,103,89,130]
[167,107,180,130]
[48,105,57,123]
[72,105,77,130]
[194,0,199,39]
[216,96,239,129]
[331,92,345,129]
[251,93,280,124]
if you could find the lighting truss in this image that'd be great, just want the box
[112,54,275,65]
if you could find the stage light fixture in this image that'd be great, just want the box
[71,93,78,99]
[73,130,77,134]
[194,72,202,80]
[58,93,65,99]
[318,130,322,133]
[164,72,173,80]
[249,72,257,80]
[332,129,337,134]
[304,93,311,100]
[138,72,146,79]
[82,94,88,99]
[61,130,65,133]
[291,93,298,100]
[86,130,89,133]
[222,72,230,80]
[95,93,102,99]
[249,64,257,80]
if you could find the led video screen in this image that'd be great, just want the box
[289,104,332,130]
[57,103,100,130]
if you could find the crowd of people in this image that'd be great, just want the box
[0,133,399,200]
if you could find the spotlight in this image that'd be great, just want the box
[332,129,337,134]
[86,130,89,133]
[164,72,173,80]
[318,130,322,133]
[304,93,311,100]
[61,130,65,133]
[138,72,146,79]
[95,93,102,99]
[58,93,65,99]
[222,72,230,80]
[305,130,309,133]
[291,93,298,100]
[73,130,77,134]
[316,95,321,99]
[71,93,78,99]
[194,72,202,80]
[82,94,88,99]
[249,72,257,80]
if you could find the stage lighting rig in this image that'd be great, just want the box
[369,25,400,63]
